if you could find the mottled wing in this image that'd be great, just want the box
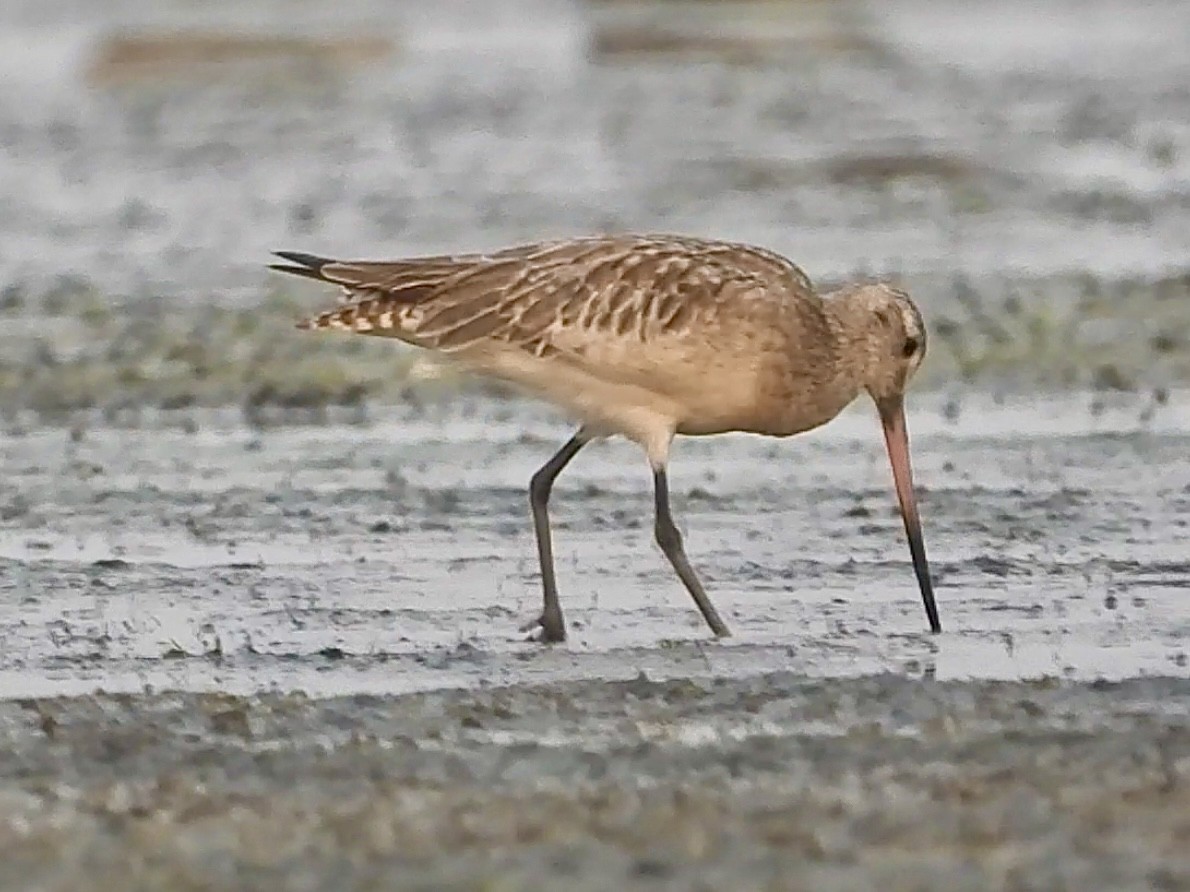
[271,250,496,329]
[272,234,813,387]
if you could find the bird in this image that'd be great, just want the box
[270,233,941,643]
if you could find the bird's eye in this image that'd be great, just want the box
[902,337,919,358]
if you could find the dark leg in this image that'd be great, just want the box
[653,468,731,637]
[521,430,589,642]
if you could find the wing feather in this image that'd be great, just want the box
[272,235,815,388]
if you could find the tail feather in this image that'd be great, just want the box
[269,251,335,283]
[270,248,465,336]
[273,250,331,267]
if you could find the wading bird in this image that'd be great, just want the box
[271,234,941,642]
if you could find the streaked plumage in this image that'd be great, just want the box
[271,233,940,642]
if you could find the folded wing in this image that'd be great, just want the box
[271,234,814,394]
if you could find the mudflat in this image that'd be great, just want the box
[2,396,1189,888]
[2,0,1188,886]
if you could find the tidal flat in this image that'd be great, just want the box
[1,0,1188,886]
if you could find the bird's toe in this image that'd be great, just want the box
[519,612,566,643]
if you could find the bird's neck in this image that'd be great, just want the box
[760,290,872,437]
[819,288,878,410]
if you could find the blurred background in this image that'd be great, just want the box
[1,0,1188,421]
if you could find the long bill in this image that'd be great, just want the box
[876,394,942,633]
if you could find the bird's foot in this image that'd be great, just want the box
[519,611,566,644]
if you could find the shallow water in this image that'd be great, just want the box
[2,391,1187,699]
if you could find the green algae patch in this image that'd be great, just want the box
[893,269,1190,394]
[0,284,431,422]
[0,270,1187,423]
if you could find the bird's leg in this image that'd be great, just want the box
[520,430,589,643]
[652,467,732,637]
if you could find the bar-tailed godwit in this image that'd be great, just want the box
[271,234,941,642]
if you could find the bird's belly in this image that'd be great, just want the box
[669,376,776,436]
[674,406,762,436]
[674,381,852,438]
[464,347,683,445]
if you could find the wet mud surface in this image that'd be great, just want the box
[2,396,1189,888]
[3,393,1190,697]
[2,675,1188,891]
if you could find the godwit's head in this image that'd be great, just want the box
[843,283,927,405]
[832,282,940,633]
